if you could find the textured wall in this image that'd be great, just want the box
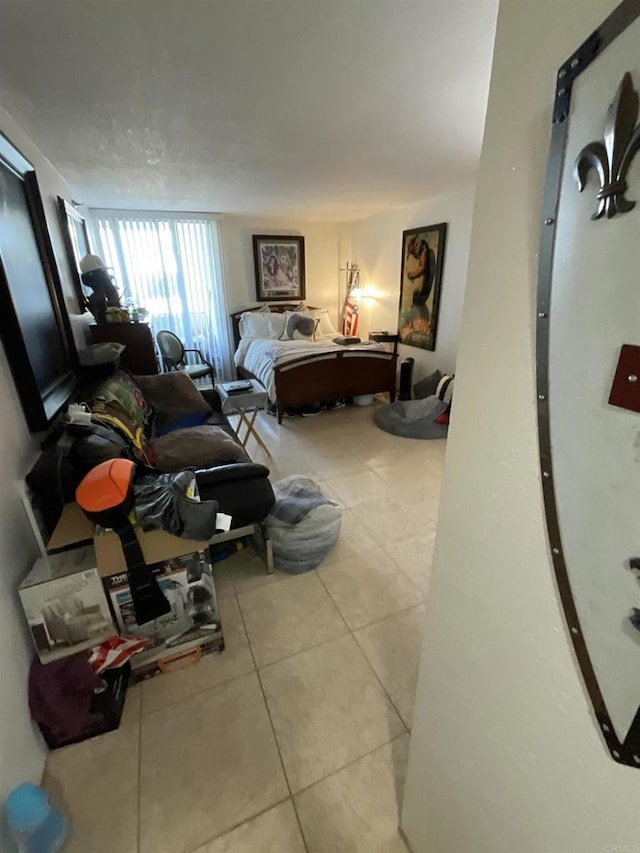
[220,216,343,325]
[349,186,476,379]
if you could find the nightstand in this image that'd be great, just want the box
[368,331,400,352]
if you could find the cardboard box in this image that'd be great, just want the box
[47,502,209,578]
[103,549,224,681]
[20,546,116,664]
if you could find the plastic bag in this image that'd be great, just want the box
[264,476,342,573]
[134,471,219,540]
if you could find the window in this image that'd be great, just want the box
[91,211,232,380]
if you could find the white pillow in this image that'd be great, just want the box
[296,306,338,339]
[313,308,339,339]
[239,312,286,340]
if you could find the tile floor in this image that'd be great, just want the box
[43,404,445,853]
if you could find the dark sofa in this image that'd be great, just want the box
[26,372,275,538]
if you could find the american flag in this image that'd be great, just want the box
[343,299,359,336]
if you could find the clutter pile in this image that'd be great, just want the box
[20,454,234,750]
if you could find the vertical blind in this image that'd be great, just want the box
[91,210,232,380]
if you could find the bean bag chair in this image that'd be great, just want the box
[264,476,342,573]
[374,396,449,439]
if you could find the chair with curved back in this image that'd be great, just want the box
[156,330,215,385]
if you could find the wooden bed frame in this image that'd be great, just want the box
[230,304,397,423]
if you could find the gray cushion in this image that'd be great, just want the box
[374,398,449,439]
[413,369,442,400]
[151,425,249,472]
[283,313,317,341]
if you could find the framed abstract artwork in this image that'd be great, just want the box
[252,235,306,302]
[397,222,447,351]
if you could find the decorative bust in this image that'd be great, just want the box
[79,254,121,323]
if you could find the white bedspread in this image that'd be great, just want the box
[234,337,386,401]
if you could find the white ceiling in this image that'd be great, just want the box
[0,1,497,221]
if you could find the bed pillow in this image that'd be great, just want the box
[281,312,319,341]
[435,374,455,404]
[134,372,212,436]
[313,308,339,339]
[89,370,150,432]
[296,307,339,339]
[239,311,286,340]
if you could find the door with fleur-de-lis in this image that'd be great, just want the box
[538,0,640,767]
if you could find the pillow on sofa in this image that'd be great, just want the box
[151,425,250,472]
[89,370,150,431]
[413,369,442,400]
[296,307,339,339]
[134,372,212,436]
[88,371,155,463]
[313,308,339,339]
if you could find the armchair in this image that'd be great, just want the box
[156,330,215,384]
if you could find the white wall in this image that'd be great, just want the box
[0,103,85,840]
[220,216,343,326]
[401,2,640,852]
[349,186,475,379]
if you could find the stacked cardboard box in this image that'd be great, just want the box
[20,545,115,665]
[103,549,223,681]
[42,503,225,680]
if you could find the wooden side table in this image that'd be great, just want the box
[217,380,272,458]
[90,323,158,374]
[368,331,400,354]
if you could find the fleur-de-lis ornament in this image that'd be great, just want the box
[574,72,640,219]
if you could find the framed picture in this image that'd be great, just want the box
[0,133,77,431]
[252,235,306,302]
[397,222,447,351]
[57,196,91,312]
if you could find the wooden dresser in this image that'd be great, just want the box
[89,323,158,374]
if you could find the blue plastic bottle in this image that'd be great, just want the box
[5,783,66,852]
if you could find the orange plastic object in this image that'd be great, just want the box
[76,458,135,513]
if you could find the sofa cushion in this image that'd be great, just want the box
[134,372,212,436]
[151,425,250,472]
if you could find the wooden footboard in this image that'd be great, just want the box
[274,350,397,424]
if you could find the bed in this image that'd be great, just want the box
[230,304,397,423]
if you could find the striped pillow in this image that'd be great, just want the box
[435,374,455,404]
